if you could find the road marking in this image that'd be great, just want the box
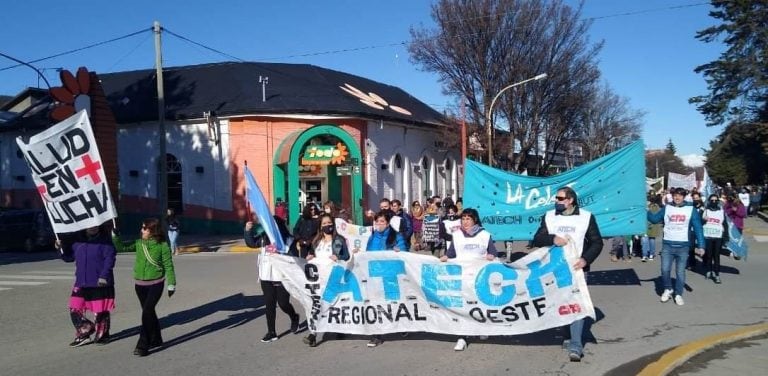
[23,270,73,275]
[1,275,72,280]
[753,235,768,242]
[0,281,48,286]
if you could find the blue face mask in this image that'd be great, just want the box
[555,203,567,213]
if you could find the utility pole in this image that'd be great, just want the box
[154,21,168,220]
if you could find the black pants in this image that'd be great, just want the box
[135,282,164,351]
[704,237,723,276]
[261,280,298,334]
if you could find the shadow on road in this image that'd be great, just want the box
[587,268,642,286]
[0,250,60,266]
[109,293,265,351]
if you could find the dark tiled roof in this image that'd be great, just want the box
[100,62,446,127]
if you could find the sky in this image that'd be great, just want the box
[0,0,725,166]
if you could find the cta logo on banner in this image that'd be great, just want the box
[16,110,116,233]
[270,241,594,336]
[464,140,647,240]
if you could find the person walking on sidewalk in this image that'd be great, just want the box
[112,218,176,357]
[532,186,603,362]
[647,188,705,307]
[60,224,116,347]
[166,208,180,256]
[244,216,305,343]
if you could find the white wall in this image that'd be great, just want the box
[365,120,461,210]
[117,119,232,211]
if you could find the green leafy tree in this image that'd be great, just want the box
[689,0,768,126]
[705,123,768,185]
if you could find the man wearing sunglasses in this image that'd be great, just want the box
[532,186,603,362]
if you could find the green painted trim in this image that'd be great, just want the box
[280,125,363,227]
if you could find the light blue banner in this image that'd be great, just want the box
[464,141,647,240]
[245,165,286,252]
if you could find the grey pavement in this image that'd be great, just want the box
[1,215,767,376]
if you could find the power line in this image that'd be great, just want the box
[0,28,152,72]
[252,1,712,62]
[162,27,246,62]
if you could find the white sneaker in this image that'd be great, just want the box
[660,289,673,303]
[453,338,467,351]
[674,295,685,306]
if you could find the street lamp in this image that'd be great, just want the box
[486,73,547,167]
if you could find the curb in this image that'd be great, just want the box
[637,322,768,376]
[229,245,261,253]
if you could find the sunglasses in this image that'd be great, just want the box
[555,196,568,201]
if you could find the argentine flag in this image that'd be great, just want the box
[244,165,286,252]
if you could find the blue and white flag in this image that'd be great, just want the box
[701,168,717,199]
[724,220,748,260]
[464,141,647,240]
[244,165,286,252]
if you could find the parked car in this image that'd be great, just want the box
[0,208,55,252]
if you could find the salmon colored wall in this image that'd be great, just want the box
[228,117,364,221]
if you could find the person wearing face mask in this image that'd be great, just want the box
[648,188,705,307]
[303,214,350,347]
[390,199,413,249]
[702,194,727,284]
[532,186,603,362]
[361,210,407,347]
[688,192,705,270]
[439,208,497,351]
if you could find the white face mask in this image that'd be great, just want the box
[324,208,331,214]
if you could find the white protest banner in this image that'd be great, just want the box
[15,110,117,233]
[270,241,594,336]
[646,177,663,192]
[335,219,372,253]
[668,172,696,190]
[422,214,440,242]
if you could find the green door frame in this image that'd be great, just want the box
[273,125,363,227]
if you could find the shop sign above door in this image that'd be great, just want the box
[301,142,348,165]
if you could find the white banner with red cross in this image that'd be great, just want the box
[16,110,117,233]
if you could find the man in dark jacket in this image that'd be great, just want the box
[391,199,413,248]
[532,186,603,362]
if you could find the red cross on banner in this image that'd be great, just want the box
[75,154,102,184]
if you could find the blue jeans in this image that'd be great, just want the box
[168,230,179,253]
[660,243,689,296]
[568,318,585,355]
[641,236,656,258]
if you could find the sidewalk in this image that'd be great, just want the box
[176,234,255,254]
[636,213,768,375]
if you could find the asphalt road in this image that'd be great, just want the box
[1,218,766,376]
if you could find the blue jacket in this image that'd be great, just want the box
[647,202,705,248]
[367,227,408,251]
[63,237,117,287]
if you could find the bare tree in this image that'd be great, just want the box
[409,0,602,173]
[574,83,644,162]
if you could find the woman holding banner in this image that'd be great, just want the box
[362,210,408,347]
[440,208,498,351]
[303,213,350,347]
[244,216,305,344]
[112,218,176,357]
[60,224,116,347]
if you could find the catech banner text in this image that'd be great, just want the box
[464,140,647,240]
[16,110,117,233]
[270,242,594,336]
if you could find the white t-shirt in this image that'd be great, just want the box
[738,192,750,208]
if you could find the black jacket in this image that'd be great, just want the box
[532,207,603,271]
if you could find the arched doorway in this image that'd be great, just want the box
[273,125,363,227]
[393,154,404,202]
[166,153,183,213]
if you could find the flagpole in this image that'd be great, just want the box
[244,160,253,222]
